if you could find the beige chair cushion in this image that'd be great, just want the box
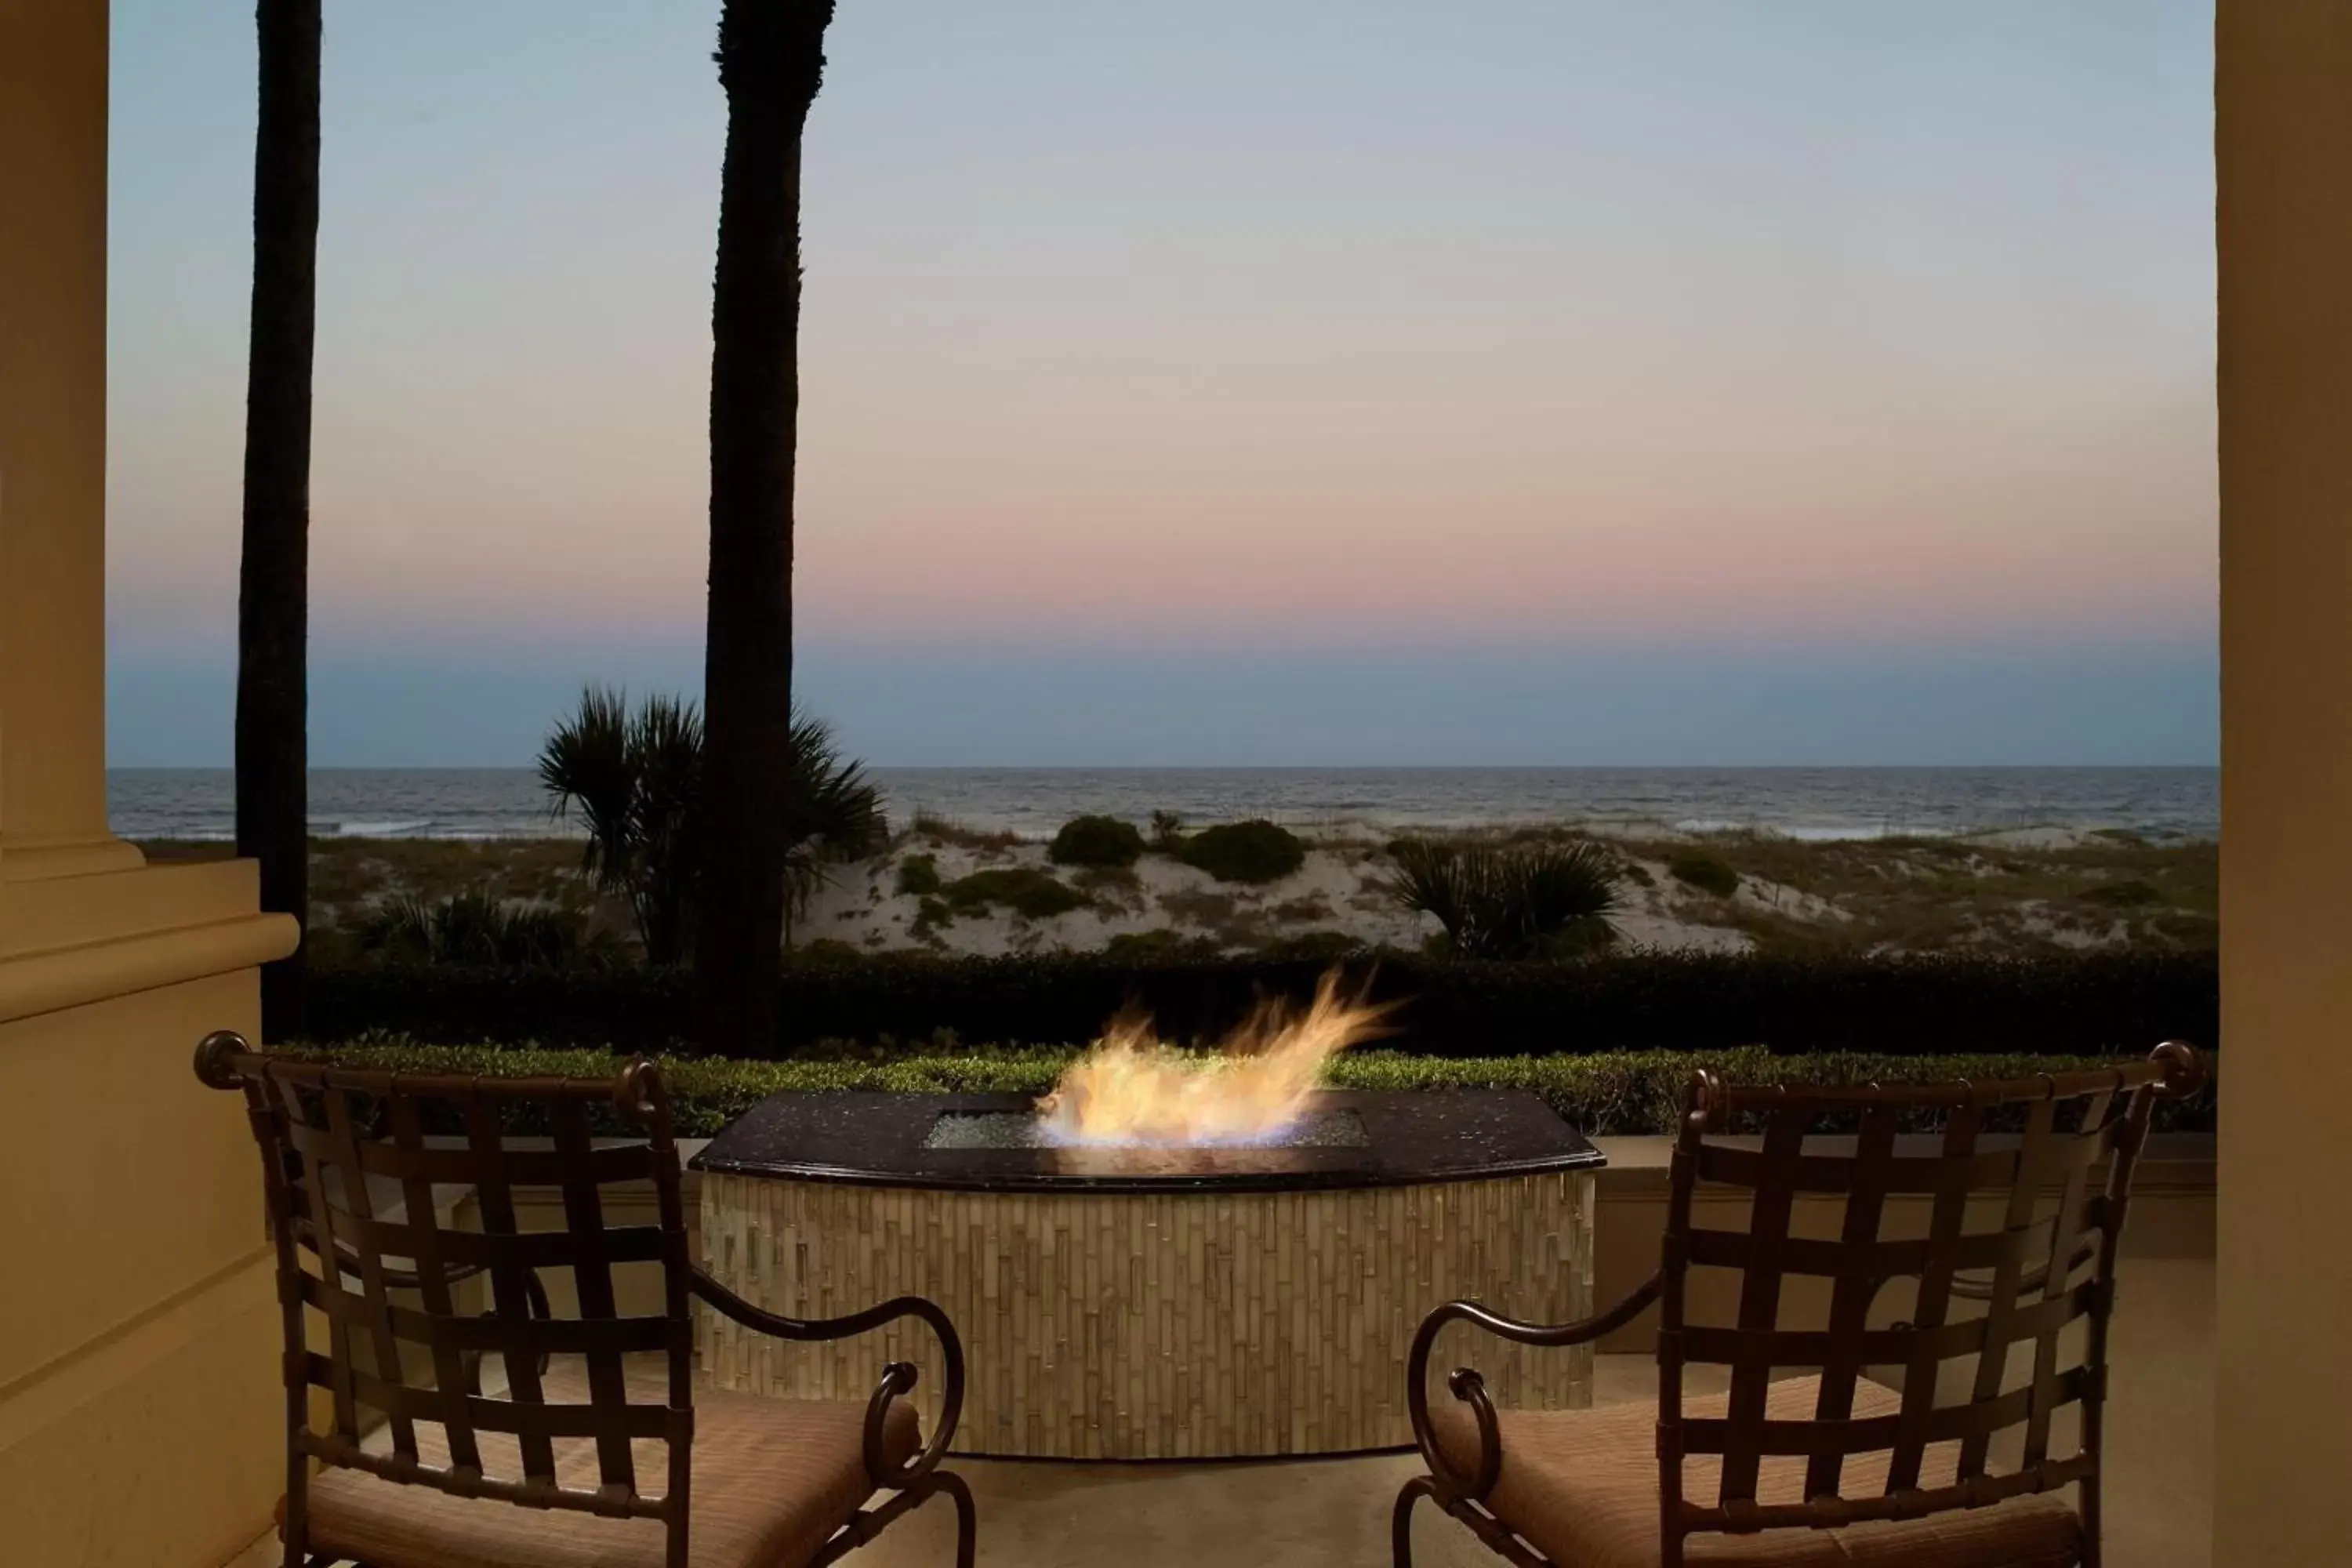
[307,1364,922,1568]
[1429,1373,2082,1567]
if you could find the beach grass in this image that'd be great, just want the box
[1613,829,2217,955]
[906,810,1023,854]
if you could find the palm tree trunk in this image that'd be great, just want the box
[695,1,835,1054]
[236,0,321,1041]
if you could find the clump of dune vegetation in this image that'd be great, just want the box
[1668,853,1740,899]
[938,867,1088,920]
[1171,819,1306,884]
[1049,814,1145,869]
[908,810,1022,855]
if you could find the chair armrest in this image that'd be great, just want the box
[1946,1263,2053,1302]
[1406,1272,1664,1502]
[690,1265,964,1487]
[377,1256,490,1291]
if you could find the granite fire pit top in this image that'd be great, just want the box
[689,1089,1604,1193]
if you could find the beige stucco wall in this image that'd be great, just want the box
[0,0,133,878]
[0,1,301,1563]
[2216,5,2352,1566]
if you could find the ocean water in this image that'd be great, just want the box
[107,766,2219,843]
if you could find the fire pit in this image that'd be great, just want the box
[693,1087,1602,1457]
[695,975,1602,1457]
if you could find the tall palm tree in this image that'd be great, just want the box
[696,1,837,1052]
[236,0,322,1040]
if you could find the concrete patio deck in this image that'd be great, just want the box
[229,1247,2211,1566]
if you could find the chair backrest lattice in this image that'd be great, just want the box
[1655,1043,2204,1565]
[196,1036,697,1563]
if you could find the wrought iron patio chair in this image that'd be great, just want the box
[196,1033,975,1568]
[1394,1042,2205,1568]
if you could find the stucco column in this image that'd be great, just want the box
[0,0,140,879]
[2216,3,2352,1563]
[2,5,299,1561]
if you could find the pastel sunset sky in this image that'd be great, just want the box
[104,0,2216,766]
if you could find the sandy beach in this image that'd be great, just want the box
[141,820,2216,962]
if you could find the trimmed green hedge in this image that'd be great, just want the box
[285,1040,2215,1138]
[304,948,2218,1062]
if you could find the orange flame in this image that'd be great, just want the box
[1035,970,1395,1146]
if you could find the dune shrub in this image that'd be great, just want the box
[1050,815,1145,869]
[1179,820,1305,884]
[942,867,1087,920]
[895,853,943,896]
[1668,854,1741,898]
[909,811,1021,852]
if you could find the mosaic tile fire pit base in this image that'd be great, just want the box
[694,1091,1602,1459]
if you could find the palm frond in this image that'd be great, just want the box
[783,708,885,861]
[353,893,438,962]
[537,686,636,891]
[629,695,705,967]
[354,889,601,969]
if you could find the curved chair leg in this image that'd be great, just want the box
[826,1470,975,1568]
[931,1468,978,1568]
[1393,1475,1437,1568]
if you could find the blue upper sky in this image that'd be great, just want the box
[103,1,2216,766]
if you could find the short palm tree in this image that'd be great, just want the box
[354,891,601,969]
[1381,839,1621,960]
[539,687,880,966]
[539,689,703,965]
